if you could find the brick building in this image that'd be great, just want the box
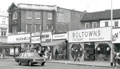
[7,3,84,58]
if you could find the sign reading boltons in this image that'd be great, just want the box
[69,27,112,42]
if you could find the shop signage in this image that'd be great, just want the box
[8,33,30,43]
[112,29,120,43]
[31,37,40,43]
[69,27,111,42]
[53,33,68,40]
[31,32,40,36]
[31,32,52,43]
[41,32,52,43]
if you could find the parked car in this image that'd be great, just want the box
[15,51,46,66]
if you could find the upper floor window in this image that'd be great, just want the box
[26,24,32,32]
[48,12,53,20]
[2,18,6,24]
[85,23,89,29]
[35,12,41,19]
[12,11,18,20]
[105,22,108,27]
[1,28,6,36]
[34,24,41,32]
[47,24,53,31]
[114,21,118,27]
[26,11,32,19]
[12,26,17,33]
[92,22,97,28]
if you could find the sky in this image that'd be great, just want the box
[0,0,120,14]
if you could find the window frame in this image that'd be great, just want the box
[92,22,97,28]
[2,18,6,24]
[35,12,41,19]
[34,24,41,32]
[47,24,53,31]
[105,22,109,27]
[26,11,32,19]
[85,23,89,29]
[48,12,53,20]
[114,21,119,27]
[12,11,18,20]
[26,24,32,32]
[1,28,7,36]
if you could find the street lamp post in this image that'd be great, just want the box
[110,0,113,66]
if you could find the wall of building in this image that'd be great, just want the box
[81,21,100,29]
[100,19,120,27]
[55,7,84,33]
[70,10,84,30]
[0,11,8,36]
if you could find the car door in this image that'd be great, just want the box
[23,53,30,63]
[19,53,25,63]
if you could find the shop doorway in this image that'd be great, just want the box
[84,42,95,61]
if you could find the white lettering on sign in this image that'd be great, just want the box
[53,33,67,40]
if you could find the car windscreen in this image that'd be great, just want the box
[27,52,40,57]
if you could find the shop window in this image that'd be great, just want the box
[96,43,111,61]
[71,44,83,61]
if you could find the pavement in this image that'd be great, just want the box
[1,56,120,68]
[48,60,120,68]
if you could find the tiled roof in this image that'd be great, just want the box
[81,9,120,21]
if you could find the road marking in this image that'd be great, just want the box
[13,68,23,69]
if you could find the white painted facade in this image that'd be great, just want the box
[0,11,8,36]
[0,11,8,43]
[100,19,120,27]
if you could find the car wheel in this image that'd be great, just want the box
[28,61,32,66]
[41,62,45,66]
[18,61,21,65]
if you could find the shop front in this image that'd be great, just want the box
[8,33,31,56]
[69,27,112,61]
[52,33,68,60]
[113,28,120,52]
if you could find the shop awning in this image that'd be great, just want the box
[41,40,65,46]
[0,44,21,48]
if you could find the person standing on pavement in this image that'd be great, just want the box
[113,50,117,67]
[55,49,59,60]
